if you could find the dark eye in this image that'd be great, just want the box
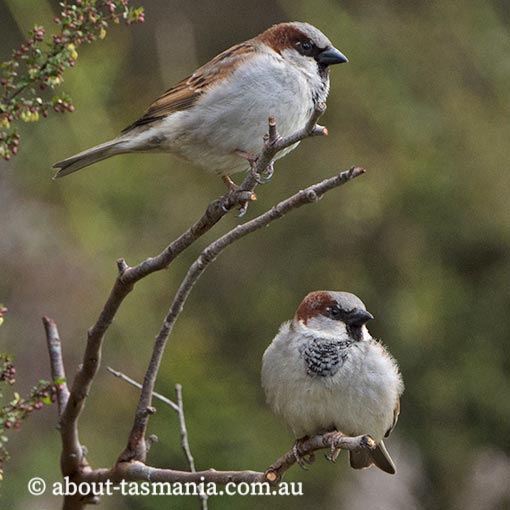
[328,305,341,318]
[297,40,314,55]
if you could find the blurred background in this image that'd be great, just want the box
[1,0,510,508]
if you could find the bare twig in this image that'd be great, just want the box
[57,181,248,481]
[107,366,179,412]
[176,384,208,510]
[121,166,366,462]
[42,316,70,415]
[175,384,196,472]
[107,368,207,508]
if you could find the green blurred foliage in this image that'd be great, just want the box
[1,0,510,509]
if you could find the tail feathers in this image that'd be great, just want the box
[349,448,372,470]
[349,440,396,474]
[371,441,397,474]
[53,139,126,178]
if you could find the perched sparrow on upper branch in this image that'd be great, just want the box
[262,291,404,474]
[53,22,348,185]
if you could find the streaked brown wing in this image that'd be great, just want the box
[385,398,401,438]
[122,42,257,133]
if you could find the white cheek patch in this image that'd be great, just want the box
[303,316,350,339]
[280,48,319,77]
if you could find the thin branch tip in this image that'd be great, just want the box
[268,116,277,137]
[42,315,54,326]
[116,258,129,274]
[350,166,367,177]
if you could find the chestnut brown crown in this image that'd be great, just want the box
[295,291,374,326]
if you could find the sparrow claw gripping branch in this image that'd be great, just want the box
[252,161,274,185]
[219,189,256,215]
[222,175,239,192]
[236,202,250,218]
[293,439,316,470]
[326,433,344,463]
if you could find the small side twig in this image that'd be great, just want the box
[107,367,208,509]
[107,367,180,413]
[42,316,70,415]
[175,384,196,473]
[43,315,86,478]
[176,384,208,510]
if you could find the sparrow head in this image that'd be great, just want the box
[294,290,374,338]
[258,22,348,75]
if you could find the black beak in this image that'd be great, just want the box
[345,309,374,327]
[316,47,349,65]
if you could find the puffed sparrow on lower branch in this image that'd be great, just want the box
[262,291,404,474]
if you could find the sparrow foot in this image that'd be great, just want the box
[326,439,342,463]
[219,188,257,216]
[236,192,257,217]
[325,432,376,463]
[222,171,261,216]
[293,438,315,470]
[325,431,347,463]
[236,149,257,165]
[237,202,249,218]
[222,175,239,192]
[236,149,273,184]
[253,161,274,184]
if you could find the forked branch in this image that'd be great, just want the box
[120,166,365,463]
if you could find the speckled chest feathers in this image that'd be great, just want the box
[300,338,353,377]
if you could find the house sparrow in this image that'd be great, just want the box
[53,22,348,185]
[261,291,404,474]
